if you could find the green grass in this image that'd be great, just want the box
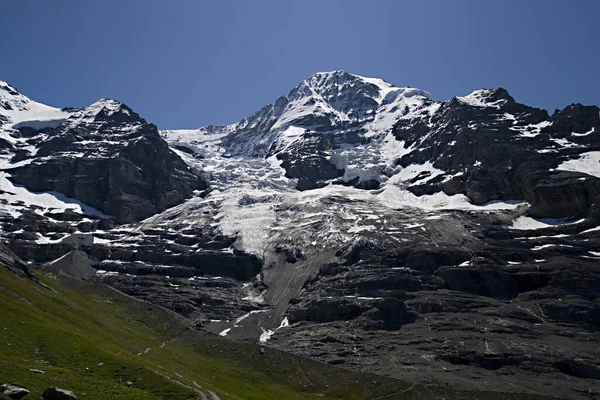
[0,268,563,400]
[0,269,349,399]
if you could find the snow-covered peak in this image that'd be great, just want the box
[0,78,72,129]
[456,88,513,109]
[163,71,436,159]
[296,70,413,106]
[268,71,431,133]
[0,79,21,100]
[302,71,432,103]
[85,98,128,117]
[63,98,137,128]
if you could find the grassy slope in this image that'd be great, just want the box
[0,268,561,400]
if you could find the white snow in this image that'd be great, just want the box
[551,138,582,149]
[515,234,570,240]
[93,236,111,244]
[0,171,109,218]
[581,225,600,234]
[531,244,556,251]
[347,225,376,233]
[233,310,268,327]
[64,99,125,129]
[0,79,72,129]
[512,121,551,138]
[218,328,231,337]
[363,88,435,139]
[259,317,290,343]
[456,89,505,109]
[273,126,306,153]
[376,184,525,211]
[96,270,119,277]
[511,216,584,230]
[216,189,279,256]
[243,289,265,304]
[352,74,398,103]
[531,244,573,251]
[511,216,554,230]
[572,127,595,137]
[153,73,539,265]
[556,151,600,178]
[389,162,446,186]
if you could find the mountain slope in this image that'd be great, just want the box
[1,72,599,400]
[163,72,600,217]
[0,79,72,132]
[0,253,392,400]
[1,252,562,400]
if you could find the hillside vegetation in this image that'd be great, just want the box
[0,267,561,400]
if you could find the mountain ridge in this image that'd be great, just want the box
[0,72,599,399]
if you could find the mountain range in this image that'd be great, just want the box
[1,71,599,399]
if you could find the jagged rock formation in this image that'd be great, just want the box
[1,72,600,399]
[0,81,206,224]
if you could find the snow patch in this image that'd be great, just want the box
[511,216,583,230]
[0,172,109,218]
[556,151,600,178]
[259,317,290,343]
[456,89,505,109]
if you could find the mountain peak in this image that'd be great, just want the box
[0,79,20,97]
[310,69,353,78]
[63,98,141,127]
[1,78,31,112]
[298,70,400,104]
[456,87,515,109]
[88,98,126,113]
[0,77,71,129]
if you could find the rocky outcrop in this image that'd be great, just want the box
[6,101,206,223]
[277,132,344,190]
[394,91,600,219]
[0,243,33,279]
[1,384,29,400]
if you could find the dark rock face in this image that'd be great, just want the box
[271,215,600,399]
[0,243,34,279]
[392,91,600,219]
[6,100,206,224]
[543,104,600,138]
[277,133,344,190]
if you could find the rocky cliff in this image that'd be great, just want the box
[0,81,206,224]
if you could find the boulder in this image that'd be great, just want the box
[42,388,77,400]
[1,384,30,400]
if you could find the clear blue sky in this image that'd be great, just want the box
[1,0,598,129]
